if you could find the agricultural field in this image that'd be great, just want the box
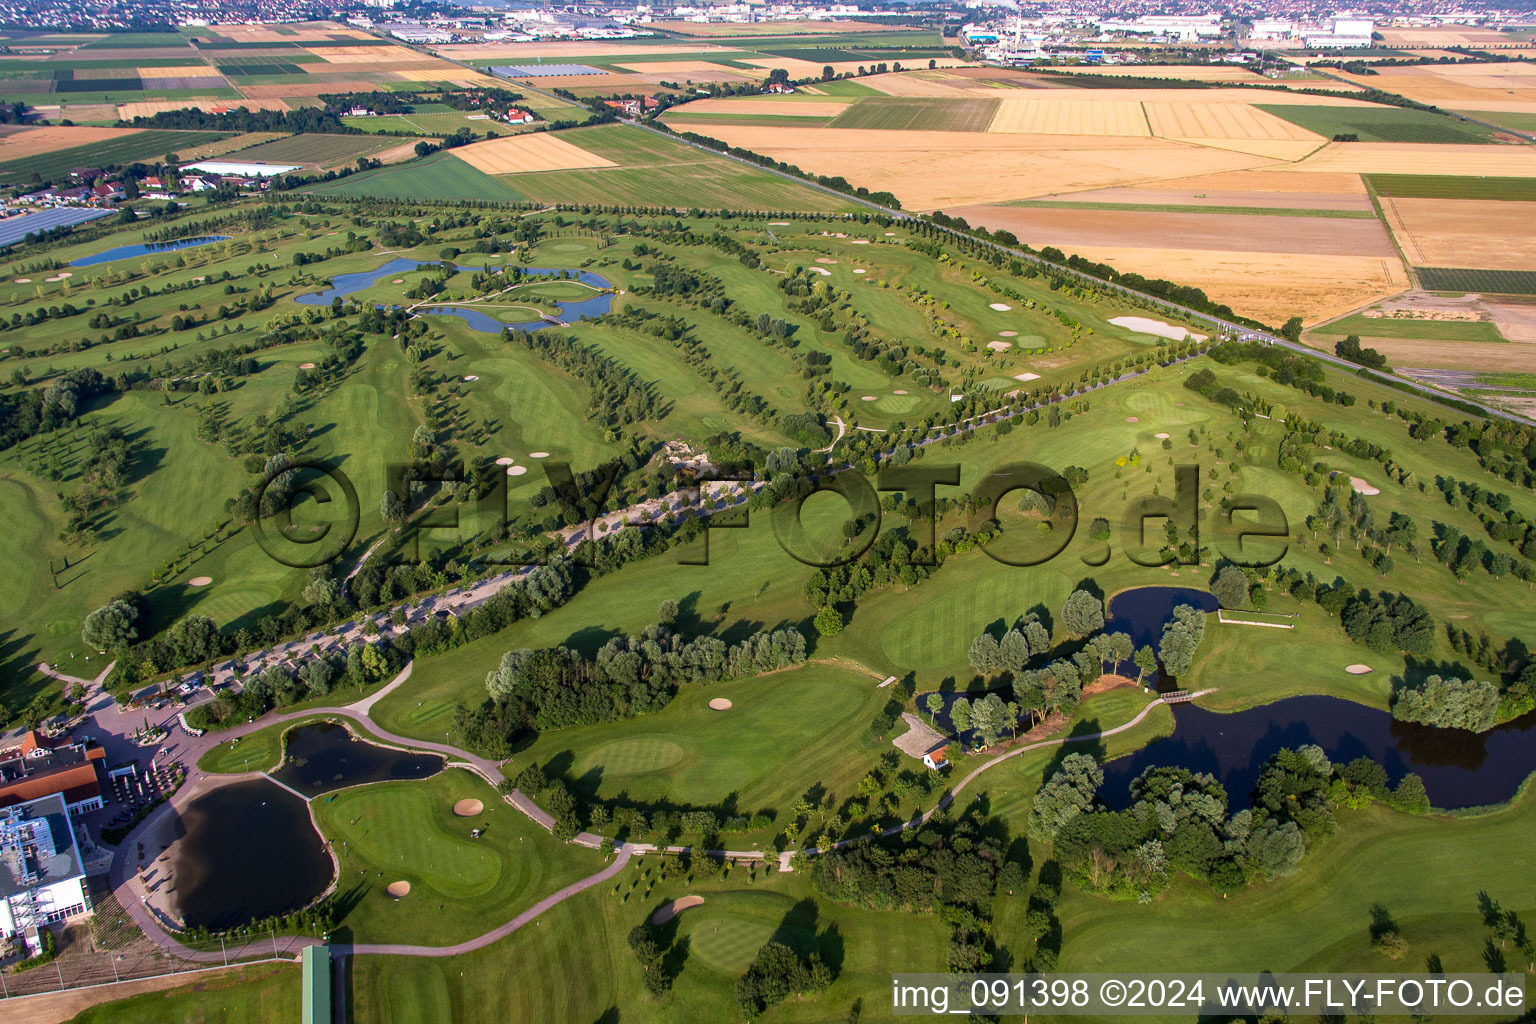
[303,149,528,202]
[221,132,419,170]
[0,127,232,182]
[1255,103,1503,143]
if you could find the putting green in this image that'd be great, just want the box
[686,913,777,975]
[321,783,502,900]
[579,737,686,776]
[1123,389,1209,427]
[871,393,922,415]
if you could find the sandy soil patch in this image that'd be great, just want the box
[1345,664,1373,675]
[453,132,616,175]
[1081,672,1139,697]
[386,881,411,899]
[1382,198,1536,272]
[453,798,484,817]
[188,576,213,587]
[651,895,704,924]
[1109,316,1205,341]
[952,205,1395,257]
[1063,246,1411,325]
[0,125,141,158]
[687,125,1272,209]
[708,697,732,710]
[1014,372,1041,382]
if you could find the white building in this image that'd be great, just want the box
[1305,16,1375,48]
[1249,19,1297,42]
[0,796,90,956]
[1099,14,1224,42]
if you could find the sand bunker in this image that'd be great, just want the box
[298,362,317,369]
[989,303,1012,311]
[769,222,789,226]
[815,257,837,264]
[508,465,528,476]
[529,451,549,458]
[893,389,908,395]
[386,881,411,899]
[1345,664,1373,675]
[463,375,479,381]
[1014,372,1041,382]
[999,330,1018,337]
[861,395,877,401]
[12,278,28,283]
[453,798,484,817]
[852,268,866,274]
[1125,416,1140,423]
[650,895,704,924]
[392,278,404,283]
[852,239,870,244]
[808,267,831,276]
[1349,476,1380,495]
[708,697,732,710]
[1155,432,1171,439]
[987,341,1012,351]
[1109,316,1206,342]
[188,576,213,587]
[495,457,515,466]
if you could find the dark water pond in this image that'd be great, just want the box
[1105,585,1219,651]
[172,778,331,930]
[1099,695,1536,811]
[271,721,442,798]
[70,235,231,267]
[294,257,612,330]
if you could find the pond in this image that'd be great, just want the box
[172,778,332,931]
[294,257,613,331]
[1105,585,1219,651]
[270,721,442,798]
[1099,695,1536,811]
[70,235,231,267]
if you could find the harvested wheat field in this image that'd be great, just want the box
[1323,338,1536,371]
[1381,198,1536,271]
[987,97,1150,137]
[119,98,291,118]
[1043,182,1371,211]
[686,125,1272,208]
[236,82,376,99]
[1060,246,1410,325]
[138,64,225,79]
[0,125,140,157]
[452,132,617,175]
[315,46,413,62]
[1288,142,1536,177]
[1136,168,1367,195]
[951,205,1395,257]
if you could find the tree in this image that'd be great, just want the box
[82,599,138,650]
[1061,588,1105,639]
[1158,604,1207,679]
[1027,752,1102,841]
[1391,675,1498,732]
[1391,773,1429,814]
[1280,316,1303,342]
[302,571,339,608]
[813,604,844,637]
[380,488,406,525]
[950,697,972,737]
[1211,565,1249,609]
[822,65,835,81]
[925,692,943,725]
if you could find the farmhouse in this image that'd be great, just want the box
[0,795,91,955]
[503,108,536,124]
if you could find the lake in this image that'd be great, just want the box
[1100,695,1536,811]
[70,235,231,267]
[271,721,442,798]
[172,778,332,931]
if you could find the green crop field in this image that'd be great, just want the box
[66,963,299,1023]
[224,132,409,167]
[1366,173,1536,202]
[829,96,1000,132]
[1415,266,1536,294]
[302,149,527,202]
[1257,104,1500,143]
[1454,108,1536,132]
[1311,313,1508,342]
[0,129,231,181]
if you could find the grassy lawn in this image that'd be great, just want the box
[64,962,299,1024]
[351,862,950,1024]
[315,768,603,946]
[511,663,895,836]
[303,150,526,202]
